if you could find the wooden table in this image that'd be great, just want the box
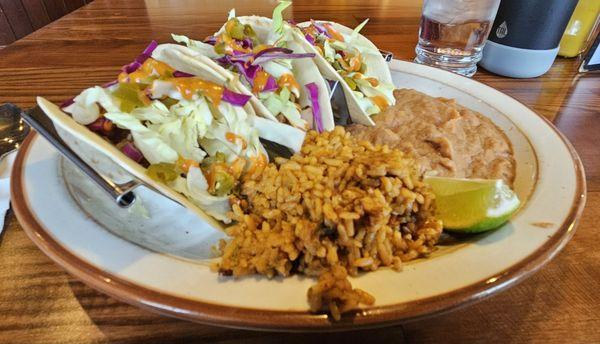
[0,0,598,342]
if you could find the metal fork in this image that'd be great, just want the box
[20,106,140,208]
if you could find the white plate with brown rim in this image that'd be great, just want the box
[11,59,586,331]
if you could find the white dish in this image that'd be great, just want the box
[12,60,586,331]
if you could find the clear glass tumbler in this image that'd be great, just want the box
[415,0,501,77]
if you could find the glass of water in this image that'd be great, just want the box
[415,0,501,77]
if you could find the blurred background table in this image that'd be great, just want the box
[0,0,598,342]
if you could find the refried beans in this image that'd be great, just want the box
[348,89,515,184]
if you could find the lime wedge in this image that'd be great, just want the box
[424,176,520,233]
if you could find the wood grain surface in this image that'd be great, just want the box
[0,0,90,46]
[0,0,599,342]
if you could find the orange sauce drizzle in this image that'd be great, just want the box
[314,44,324,56]
[102,120,113,132]
[225,132,248,149]
[366,77,379,87]
[336,57,351,71]
[176,156,199,173]
[252,70,271,93]
[323,23,345,42]
[229,157,246,179]
[304,25,319,37]
[221,34,252,54]
[205,167,218,193]
[348,53,362,72]
[351,72,365,79]
[120,59,175,84]
[278,74,300,92]
[371,95,389,110]
[169,77,224,105]
[245,153,267,177]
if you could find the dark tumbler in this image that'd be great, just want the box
[478,0,579,78]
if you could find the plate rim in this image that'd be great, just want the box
[11,62,587,331]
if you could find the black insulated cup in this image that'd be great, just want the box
[478,0,579,78]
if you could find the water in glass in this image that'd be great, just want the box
[415,0,500,77]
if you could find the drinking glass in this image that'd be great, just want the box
[415,0,501,77]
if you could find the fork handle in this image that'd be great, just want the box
[20,106,140,208]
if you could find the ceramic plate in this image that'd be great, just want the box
[11,60,586,331]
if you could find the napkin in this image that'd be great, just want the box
[0,151,17,233]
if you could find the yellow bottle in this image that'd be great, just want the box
[559,0,600,57]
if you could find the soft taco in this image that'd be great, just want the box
[38,41,305,228]
[150,43,306,152]
[293,17,396,126]
[168,3,335,133]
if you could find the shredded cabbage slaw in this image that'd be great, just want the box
[171,1,324,131]
[297,19,395,116]
[62,42,271,222]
